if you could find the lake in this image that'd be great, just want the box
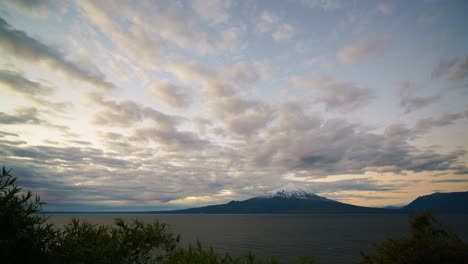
[47,214,468,264]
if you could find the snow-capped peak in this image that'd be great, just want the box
[257,183,331,201]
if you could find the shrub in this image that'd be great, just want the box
[360,211,468,264]
[0,165,316,264]
[0,166,56,263]
[50,218,180,264]
[165,240,315,264]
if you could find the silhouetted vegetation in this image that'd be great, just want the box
[2,165,467,263]
[0,166,314,263]
[0,166,56,263]
[49,218,180,264]
[360,212,468,263]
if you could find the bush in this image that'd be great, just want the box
[165,241,315,264]
[360,212,468,264]
[0,166,56,263]
[0,165,315,264]
[50,218,180,264]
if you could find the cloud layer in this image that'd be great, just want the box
[0,0,467,210]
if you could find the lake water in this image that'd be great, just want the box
[48,214,468,264]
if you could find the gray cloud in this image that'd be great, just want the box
[0,131,19,137]
[291,75,375,112]
[0,69,53,95]
[302,0,344,10]
[256,11,295,41]
[432,179,468,183]
[89,94,183,130]
[131,127,209,152]
[396,80,440,113]
[0,138,229,210]
[167,60,276,137]
[0,17,115,91]
[244,101,467,176]
[376,2,396,15]
[150,80,192,109]
[0,107,41,124]
[304,178,398,193]
[87,94,208,152]
[338,35,391,64]
[191,0,230,24]
[415,112,467,133]
[432,55,468,81]
[319,81,375,112]
[2,0,51,17]
[0,69,71,112]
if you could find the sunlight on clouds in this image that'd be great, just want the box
[0,0,467,210]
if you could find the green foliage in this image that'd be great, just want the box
[50,218,180,264]
[9,165,467,264]
[360,212,468,264]
[165,240,315,264]
[0,165,316,264]
[0,166,56,263]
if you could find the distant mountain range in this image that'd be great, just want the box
[403,191,468,213]
[148,184,468,214]
[147,184,381,214]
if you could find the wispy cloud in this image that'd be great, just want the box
[0,17,116,91]
[337,35,391,64]
[291,75,375,112]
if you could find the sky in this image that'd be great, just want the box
[0,0,467,211]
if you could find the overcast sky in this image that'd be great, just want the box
[0,0,467,211]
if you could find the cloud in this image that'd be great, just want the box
[2,0,51,17]
[244,101,468,176]
[396,80,440,113]
[0,107,41,125]
[415,112,467,133]
[431,55,468,81]
[256,11,295,41]
[384,109,468,141]
[221,101,274,136]
[74,0,166,69]
[338,35,391,64]
[0,69,71,112]
[303,178,398,193]
[0,131,19,137]
[88,94,209,151]
[89,94,183,130]
[0,17,115,91]
[2,0,467,211]
[256,11,279,33]
[0,107,69,131]
[432,179,468,183]
[376,2,396,15]
[131,127,209,152]
[165,60,276,137]
[0,69,53,95]
[191,0,231,24]
[272,23,295,41]
[291,75,375,112]
[302,0,343,10]
[150,80,192,110]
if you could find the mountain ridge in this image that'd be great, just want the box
[403,191,468,213]
[150,183,394,214]
[148,184,468,214]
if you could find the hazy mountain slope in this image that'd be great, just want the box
[150,184,394,214]
[403,191,468,213]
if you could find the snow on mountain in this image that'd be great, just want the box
[257,183,333,202]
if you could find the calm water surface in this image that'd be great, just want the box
[48,214,468,264]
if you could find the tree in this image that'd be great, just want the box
[0,165,315,264]
[49,218,180,264]
[361,212,468,264]
[0,166,56,263]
